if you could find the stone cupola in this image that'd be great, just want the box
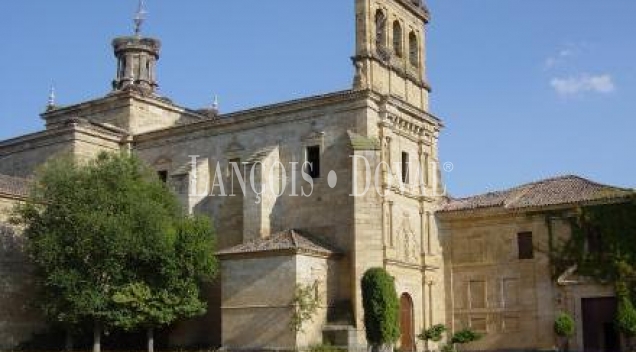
[111,0,161,96]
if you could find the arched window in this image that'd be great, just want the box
[409,31,419,67]
[393,21,403,58]
[375,10,387,50]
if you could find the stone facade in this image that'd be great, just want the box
[438,176,635,352]
[0,176,45,350]
[0,1,633,351]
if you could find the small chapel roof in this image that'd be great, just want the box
[217,229,337,258]
[439,175,634,213]
[0,174,30,198]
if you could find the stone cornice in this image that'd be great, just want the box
[354,54,433,92]
[0,120,127,155]
[133,90,370,146]
[391,0,431,23]
[41,90,205,124]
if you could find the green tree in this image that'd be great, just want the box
[110,216,218,352]
[554,313,575,352]
[361,268,400,352]
[13,152,218,352]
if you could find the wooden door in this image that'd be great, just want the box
[582,297,620,352]
[400,293,415,352]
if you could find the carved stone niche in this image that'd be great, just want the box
[396,212,419,263]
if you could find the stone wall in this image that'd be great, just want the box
[439,211,555,350]
[0,196,45,349]
[0,122,124,177]
[438,208,616,351]
[221,255,298,349]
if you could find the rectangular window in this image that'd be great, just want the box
[401,152,409,183]
[228,158,243,195]
[423,153,430,186]
[228,158,241,173]
[517,232,534,260]
[306,146,321,179]
[586,225,603,254]
[157,170,168,184]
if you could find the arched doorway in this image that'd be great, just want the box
[400,293,415,352]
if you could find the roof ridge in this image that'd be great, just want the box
[503,183,536,208]
[439,174,635,213]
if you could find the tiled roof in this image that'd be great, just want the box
[0,174,29,198]
[217,229,336,257]
[439,175,635,213]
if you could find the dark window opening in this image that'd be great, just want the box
[393,21,403,58]
[375,10,387,49]
[157,170,168,184]
[517,232,534,260]
[401,152,409,183]
[586,225,603,254]
[409,32,419,67]
[228,158,243,195]
[306,146,321,179]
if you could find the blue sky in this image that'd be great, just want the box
[0,1,634,196]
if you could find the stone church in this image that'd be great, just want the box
[0,0,633,351]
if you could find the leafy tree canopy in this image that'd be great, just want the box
[12,152,218,348]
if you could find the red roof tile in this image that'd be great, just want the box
[217,229,336,257]
[440,175,634,213]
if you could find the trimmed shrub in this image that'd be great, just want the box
[418,324,447,342]
[554,312,576,337]
[361,268,400,346]
[450,328,483,345]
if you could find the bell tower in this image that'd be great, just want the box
[353,0,431,111]
[111,0,161,96]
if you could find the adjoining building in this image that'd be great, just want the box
[0,0,633,351]
[439,175,634,352]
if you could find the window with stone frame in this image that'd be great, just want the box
[517,232,534,260]
[401,151,410,184]
[393,20,403,58]
[306,146,321,179]
[409,31,419,67]
[375,10,387,50]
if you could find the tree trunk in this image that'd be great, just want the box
[147,327,155,352]
[93,321,101,352]
[65,328,73,351]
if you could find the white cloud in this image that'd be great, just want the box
[545,48,573,69]
[550,74,616,96]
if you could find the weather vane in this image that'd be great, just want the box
[133,0,147,36]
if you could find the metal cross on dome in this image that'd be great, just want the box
[133,0,147,36]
